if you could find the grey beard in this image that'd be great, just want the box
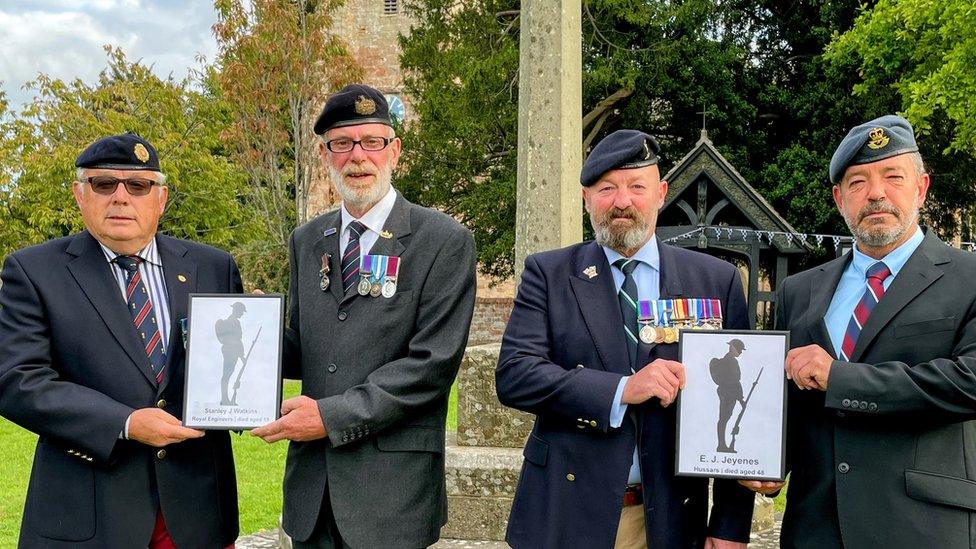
[591,217,649,253]
[843,199,918,249]
[329,162,393,212]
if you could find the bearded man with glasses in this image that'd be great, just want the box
[251,84,477,549]
[0,133,242,548]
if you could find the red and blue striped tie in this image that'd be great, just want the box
[840,261,891,361]
[115,255,167,383]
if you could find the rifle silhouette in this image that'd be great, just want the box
[230,327,262,406]
[729,366,763,452]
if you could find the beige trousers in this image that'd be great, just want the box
[613,503,648,549]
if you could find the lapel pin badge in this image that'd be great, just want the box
[177,274,187,283]
[380,230,393,239]
[324,227,337,237]
[583,266,598,279]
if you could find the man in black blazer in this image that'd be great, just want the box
[251,84,476,548]
[496,130,755,549]
[0,134,240,548]
[742,115,976,548]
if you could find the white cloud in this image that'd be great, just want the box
[0,0,218,110]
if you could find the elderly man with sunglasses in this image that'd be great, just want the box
[251,84,477,549]
[0,133,241,548]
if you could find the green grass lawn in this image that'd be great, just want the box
[0,381,459,545]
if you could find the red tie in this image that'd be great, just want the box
[840,261,891,361]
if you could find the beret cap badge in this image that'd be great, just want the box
[355,95,377,116]
[867,128,890,150]
[134,143,150,163]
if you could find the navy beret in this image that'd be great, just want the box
[829,115,919,184]
[581,129,660,187]
[314,84,392,135]
[75,133,159,171]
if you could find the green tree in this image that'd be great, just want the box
[827,0,976,240]
[0,47,259,263]
[213,0,360,292]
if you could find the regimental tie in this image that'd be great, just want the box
[613,258,640,370]
[114,255,167,383]
[840,261,892,361]
[341,221,368,295]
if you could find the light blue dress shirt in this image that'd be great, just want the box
[603,235,661,485]
[824,226,924,356]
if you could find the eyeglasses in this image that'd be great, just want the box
[84,176,161,196]
[324,136,393,153]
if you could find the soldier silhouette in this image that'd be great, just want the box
[710,339,746,452]
[215,302,246,405]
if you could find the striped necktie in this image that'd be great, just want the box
[341,221,368,295]
[613,258,640,369]
[840,261,891,361]
[114,255,167,383]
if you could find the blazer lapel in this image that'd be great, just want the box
[313,212,344,304]
[157,235,197,394]
[851,231,948,361]
[807,255,850,357]
[65,232,158,388]
[569,243,632,376]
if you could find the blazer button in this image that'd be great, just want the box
[841,399,851,408]
[328,364,337,373]
[576,364,585,369]
[850,399,859,408]
[859,401,868,410]
[589,420,598,428]
[868,403,878,412]
[837,462,850,474]
[156,399,167,408]
[156,449,167,460]
[566,473,576,482]
[338,310,348,321]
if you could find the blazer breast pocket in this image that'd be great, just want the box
[26,442,95,541]
[894,316,955,339]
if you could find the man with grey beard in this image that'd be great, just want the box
[251,84,477,549]
[497,129,755,549]
[741,115,976,548]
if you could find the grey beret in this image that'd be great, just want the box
[581,129,660,187]
[829,115,918,184]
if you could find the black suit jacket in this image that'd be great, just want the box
[777,229,976,549]
[0,231,241,548]
[496,240,756,549]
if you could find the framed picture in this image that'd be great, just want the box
[182,294,284,430]
[675,329,788,481]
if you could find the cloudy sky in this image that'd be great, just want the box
[0,0,220,110]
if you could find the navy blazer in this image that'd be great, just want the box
[0,231,241,549]
[497,240,755,549]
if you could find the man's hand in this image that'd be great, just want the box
[704,537,747,549]
[785,344,834,391]
[251,395,327,443]
[738,479,786,496]
[127,408,204,447]
[622,359,686,406]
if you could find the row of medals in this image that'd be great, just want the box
[638,317,723,344]
[358,271,397,298]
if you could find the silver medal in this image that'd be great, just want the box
[639,324,655,344]
[382,279,397,298]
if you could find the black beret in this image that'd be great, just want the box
[581,129,660,187]
[829,115,919,184]
[314,84,393,135]
[75,133,160,171]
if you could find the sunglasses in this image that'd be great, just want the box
[84,176,161,197]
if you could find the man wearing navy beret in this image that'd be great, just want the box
[742,115,976,548]
[0,133,241,548]
[251,84,476,548]
[497,129,755,548]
